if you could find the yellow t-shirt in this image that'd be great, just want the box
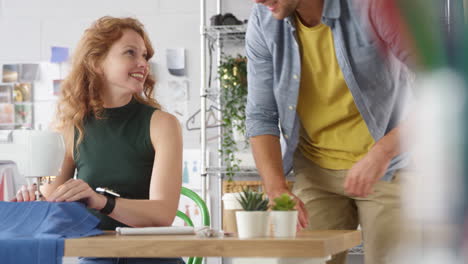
[295,15,375,170]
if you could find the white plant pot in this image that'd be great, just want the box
[235,211,270,238]
[270,211,298,237]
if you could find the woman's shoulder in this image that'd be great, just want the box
[150,110,180,127]
[149,110,182,143]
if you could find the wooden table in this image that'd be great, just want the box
[65,230,361,261]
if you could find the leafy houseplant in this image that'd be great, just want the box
[271,193,297,211]
[235,188,270,238]
[271,193,298,237]
[218,54,248,182]
[236,187,269,211]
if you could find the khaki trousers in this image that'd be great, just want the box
[292,151,404,264]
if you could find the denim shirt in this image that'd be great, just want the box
[245,0,414,181]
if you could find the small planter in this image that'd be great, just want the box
[235,211,270,238]
[270,210,298,237]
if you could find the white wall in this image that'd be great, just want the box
[0,0,254,148]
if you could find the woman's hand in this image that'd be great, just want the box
[47,179,107,210]
[11,184,39,202]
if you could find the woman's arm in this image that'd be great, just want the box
[47,111,183,227]
[106,111,183,227]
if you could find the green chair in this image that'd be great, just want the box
[176,187,210,264]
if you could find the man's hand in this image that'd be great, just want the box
[268,188,309,230]
[344,147,392,197]
[250,135,309,229]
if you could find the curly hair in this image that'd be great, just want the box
[55,16,160,152]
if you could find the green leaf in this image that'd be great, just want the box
[236,187,269,211]
[218,54,248,182]
[271,193,297,211]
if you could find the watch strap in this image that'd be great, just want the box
[99,195,116,215]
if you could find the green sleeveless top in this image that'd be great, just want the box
[74,99,157,230]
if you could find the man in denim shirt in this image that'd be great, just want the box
[246,0,414,263]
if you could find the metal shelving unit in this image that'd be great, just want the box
[204,25,247,42]
[206,166,257,175]
[199,3,251,264]
[198,1,366,260]
[199,0,249,241]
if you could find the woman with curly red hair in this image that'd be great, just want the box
[15,16,184,264]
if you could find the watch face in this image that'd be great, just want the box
[95,187,120,197]
[106,189,120,197]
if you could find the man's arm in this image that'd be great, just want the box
[245,6,308,229]
[343,1,415,197]
[250,135,308,229]
[245,6,283,192]
[344,122,406,197]
[250,135,289,196]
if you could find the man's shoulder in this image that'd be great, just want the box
[250,4,286,28]
[252,3,270,17]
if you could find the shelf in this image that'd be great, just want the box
[207,166,258,175]
[207,167,296,180]
[204,25,247,41]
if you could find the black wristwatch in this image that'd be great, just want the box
[96,187,120,215]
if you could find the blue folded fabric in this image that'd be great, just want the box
[0,201,103,264]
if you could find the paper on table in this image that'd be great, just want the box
[115,226,195,235]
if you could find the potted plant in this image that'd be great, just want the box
[270,193,298,237]
[235,187,270,238]
[218,54,248,182]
